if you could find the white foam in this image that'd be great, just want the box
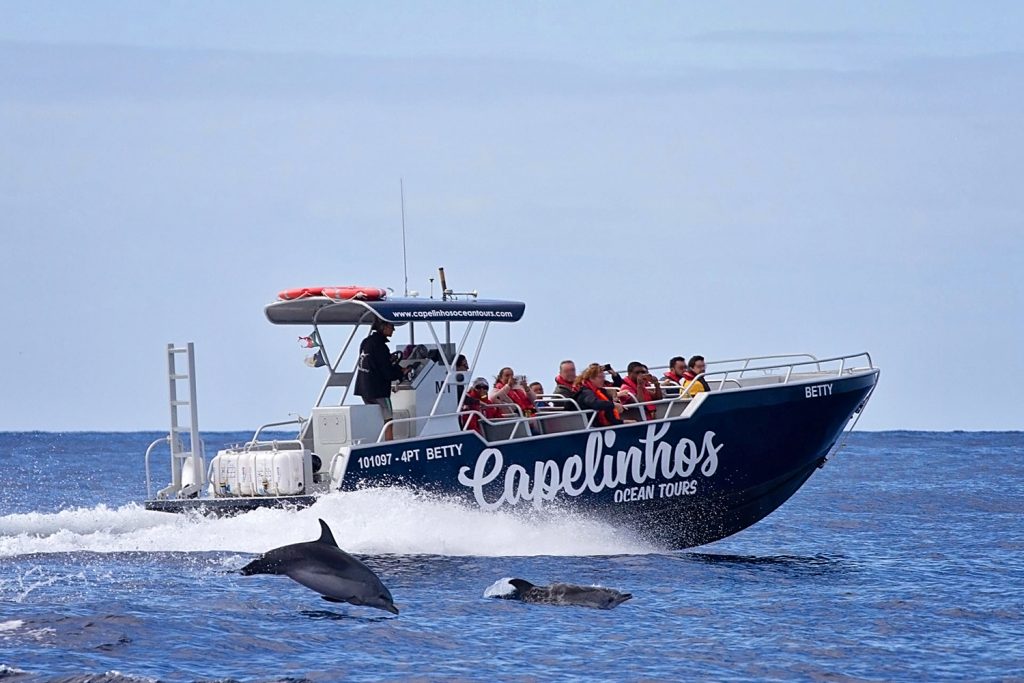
[0,620,24,632]
[0,488,657,557]
[483,577,517,598]
[0,665,29,676]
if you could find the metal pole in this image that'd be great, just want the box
[187,343,203,489]
[400,179,409,297]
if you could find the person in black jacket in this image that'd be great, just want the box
[354,319,408,441]
[573,363,623,427]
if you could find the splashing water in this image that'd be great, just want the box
[0,487,656,558]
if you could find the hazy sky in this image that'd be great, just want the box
[1,2,1021,431]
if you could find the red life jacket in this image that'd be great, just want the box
[554,375,575,390]
[583,380,620,426]
[663,370,682,384]
[621,376,656,419]
[494,382,536,417]
[463,390,502,434]
[682,369,697,382]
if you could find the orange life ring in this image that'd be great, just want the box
[322,286,387,301]
[278,285,386,301]
[277,286,326,300]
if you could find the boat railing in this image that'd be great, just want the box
[144,436,170,499]
[144,435,207,500]
[367,352,873,445]
[684,351,874,395]
[242,418,308,451]
[373,401,602,444]
[535,395,583,411]
[601,352,874,419]
[644,353,822,378]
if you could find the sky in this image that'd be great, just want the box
[0,1,1021,431]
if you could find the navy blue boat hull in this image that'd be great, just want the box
[340,371,878,548]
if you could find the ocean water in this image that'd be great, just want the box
[0,431,1021,682]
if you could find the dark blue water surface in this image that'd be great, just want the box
[1,431,1022,682]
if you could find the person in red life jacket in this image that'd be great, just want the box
[490,367,537,417]
[662,356,687,385]
[553,360,579,409]
[573,363,623,426]
[682,355,711,397]
[618,362,664,422]
[461,377,502,434]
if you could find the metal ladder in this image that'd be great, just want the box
[158,342,204,499]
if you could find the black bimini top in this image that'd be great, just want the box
[264,297,526,326]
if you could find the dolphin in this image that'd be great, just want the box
[240,518,398,615]
[484,577,632,610]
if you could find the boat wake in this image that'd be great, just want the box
[0,488,656,558]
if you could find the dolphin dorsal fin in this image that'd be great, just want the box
[509,578,536,592]
[317,519,339,547]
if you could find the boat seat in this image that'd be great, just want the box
[537,412,589,435]
[481,418,531,442]
[654,399,689,420]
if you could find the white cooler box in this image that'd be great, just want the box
[210,447,313,497]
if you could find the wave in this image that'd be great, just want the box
[0,487,656,558]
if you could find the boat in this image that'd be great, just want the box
[142,283,880,549]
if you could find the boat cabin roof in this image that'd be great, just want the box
[264,296,526,326]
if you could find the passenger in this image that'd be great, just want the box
[682,355,711,396]
[454,354,470,401]
[662,356,687,385]
[619,362,663,421]
[574,363,623,426]
[553,360,579,409]
[354,319,410,441]
[461,377,502,434]
[529,381,555,409]
[490,367,537,417]
[602,363,625,388]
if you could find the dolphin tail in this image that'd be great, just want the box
[508,578,536,593]
[317,519,339,547]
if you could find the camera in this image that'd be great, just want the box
[602,364,613,372]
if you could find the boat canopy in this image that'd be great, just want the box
[264,296,526,326]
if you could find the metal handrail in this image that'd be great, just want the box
[370,400,601,445]
[373,404,520,444]
[605,352,873,417]
[144,436,170,499]
[367,352,873,445]
[245,418,307,451]
[681,352,874,395]
[647,353,822,376]
[478,409,600,440]
[146,435,208,499]
[534,395,583,411]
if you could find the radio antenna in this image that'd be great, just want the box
[400,178,409,297]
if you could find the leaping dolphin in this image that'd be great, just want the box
[240,518,398,615]
[484,578,632,609]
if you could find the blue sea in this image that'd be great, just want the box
[1,431,1021,682]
